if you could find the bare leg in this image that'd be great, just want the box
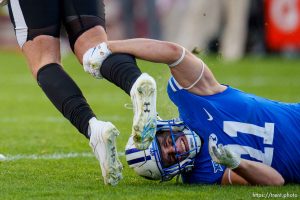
[74,26,107,64]
[22,35,60,78]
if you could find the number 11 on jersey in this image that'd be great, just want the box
[223,121,275,165]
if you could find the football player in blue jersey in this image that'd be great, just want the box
[91,38,300,185]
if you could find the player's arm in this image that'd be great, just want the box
[209,137,284,186]
[108,39,226,95]
[221,160,285,186]
[221,168,248,185]
[109,39,185,66]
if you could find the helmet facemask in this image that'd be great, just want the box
[125,119,201,182]
[156,130,189,168]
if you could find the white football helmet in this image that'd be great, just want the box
[125,119,201,181]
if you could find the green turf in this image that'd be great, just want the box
[0,51,299,199]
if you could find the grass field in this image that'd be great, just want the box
[0,51,299,199]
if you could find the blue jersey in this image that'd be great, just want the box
[167,77,300,184]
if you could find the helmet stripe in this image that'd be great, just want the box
[127,155,151,165]
[125,148,142,155]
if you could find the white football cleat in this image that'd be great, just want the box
[130,73,157,150]
[89,118,123,186]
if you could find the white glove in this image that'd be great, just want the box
[208,135,240,169]
[0,0,8,6]
[82,42,112,79]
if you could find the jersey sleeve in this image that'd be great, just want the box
[167,77,184,102]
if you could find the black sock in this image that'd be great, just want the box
[100,53,142,95]
[37,63,95,138]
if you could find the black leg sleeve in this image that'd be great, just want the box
[100,53,142,95]
[37,63,95,138]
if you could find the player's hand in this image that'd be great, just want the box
[0,0,8,6]
[83,42,112,79]
[208,135,240,169]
